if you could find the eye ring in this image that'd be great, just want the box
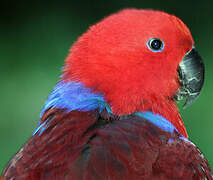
[146,38,164,52]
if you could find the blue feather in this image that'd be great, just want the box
[135,111,177,133]
[40,80,111,118]
[34,80,187,140]
[33,121,47,135]
[33,80,111,136]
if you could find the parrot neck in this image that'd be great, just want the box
[41,80,188,137]
[147,101,188,138]
[40,80,111,118]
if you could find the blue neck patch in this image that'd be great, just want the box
[134,111,178,134]
[40,80,111,118]
[35,80,179,137]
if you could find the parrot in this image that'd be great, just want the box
[1,8,212,180]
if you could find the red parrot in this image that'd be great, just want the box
[1,9,212,180]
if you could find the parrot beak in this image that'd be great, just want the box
[175,47,205,108]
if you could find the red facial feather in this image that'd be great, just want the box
[63,9,194,137]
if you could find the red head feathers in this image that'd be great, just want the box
[63,9,196,137]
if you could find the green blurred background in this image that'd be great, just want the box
[0,0,212,173]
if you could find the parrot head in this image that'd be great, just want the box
[63,9,204,136]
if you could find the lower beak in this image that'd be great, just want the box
[175,47,205,108]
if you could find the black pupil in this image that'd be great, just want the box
[150,39,162,50]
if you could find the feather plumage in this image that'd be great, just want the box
[1,8,212,180]
[2,108,212,179]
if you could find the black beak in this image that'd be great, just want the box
[176,47,205,108]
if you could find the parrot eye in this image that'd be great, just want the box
[147,38,164,52]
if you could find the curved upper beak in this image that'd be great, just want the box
[175,47,205,108]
